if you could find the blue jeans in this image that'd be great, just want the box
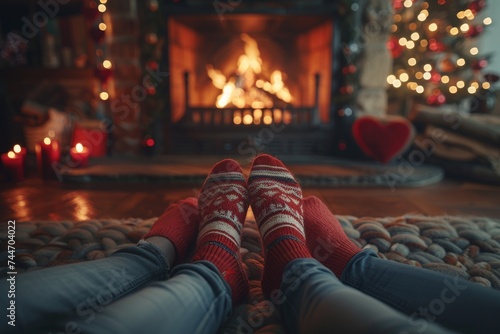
[280,250,500,334]
[341,250,500,333]
[0,241,232,334]
[1,245,498,333]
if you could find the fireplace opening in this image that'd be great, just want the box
[206,33,293,111]
[167,13,335,154]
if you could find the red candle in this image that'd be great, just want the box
[70,143,90,167]
[13,144,27,170]
[72,121,108,157]
[1,151,24,182]
[36,137,61,179]
[13,144,27,158]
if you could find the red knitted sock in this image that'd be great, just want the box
[193,159,249,304]
[303,196,361,278]
[143,197,199,264]
[248,154,311,298]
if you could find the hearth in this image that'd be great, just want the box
[163,1,340,155]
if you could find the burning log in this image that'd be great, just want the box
[206,34,293,109]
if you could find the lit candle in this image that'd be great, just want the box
[1,151,24,182]
[72,121,108,157]
[70,143,90,168]
[13,144,27,159]
[36,137,61,179]
[12,144,27,170]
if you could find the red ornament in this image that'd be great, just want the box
[431,71,442,83]
[146,60,159,71]
[468,0,486,14]
[393,0,404,11]
[387,36,403,58]
[472,59,488,71]
[342,64,357,75]
[142,136,155,150]
[145,33,159,45]
[89,25,106,43]
[438,54,457,73]
[466,25,484,38]
[427,90,447,106]
[94,67,113,83]
[428,39,446,52]
[340,85,354,95]
[147,86,157,95]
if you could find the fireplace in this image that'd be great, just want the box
[164,1,339,155]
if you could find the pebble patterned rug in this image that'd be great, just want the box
[1,214,500,333]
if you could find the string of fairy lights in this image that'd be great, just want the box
[388,0,494,106]
[84,0,113,104]
[95,0,112,103]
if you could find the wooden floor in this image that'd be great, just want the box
[1,176,500,222]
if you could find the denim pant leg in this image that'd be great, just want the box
[0,241,169,334]
[84,260,232,334]
[278,258,454,334]
[342,250,500,334]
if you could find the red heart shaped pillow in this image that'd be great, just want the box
[352,115,415,164]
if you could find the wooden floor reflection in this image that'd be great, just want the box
[1,178,500,222]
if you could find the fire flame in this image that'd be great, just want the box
[207,34,293,111]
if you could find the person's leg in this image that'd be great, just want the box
[343,250,500,334]
[192,158,250,304]
[248,154,313,297]
[50,159,250,334]
[249,156,453,334]
[278,258,456,334]
[304,195,500,334]
[77,261,233,334]
[0,198,199,333]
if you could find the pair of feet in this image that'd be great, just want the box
[144,155,361,304]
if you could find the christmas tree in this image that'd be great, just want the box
[388,0,495,108]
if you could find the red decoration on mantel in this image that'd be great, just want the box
[352,115,415,164]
